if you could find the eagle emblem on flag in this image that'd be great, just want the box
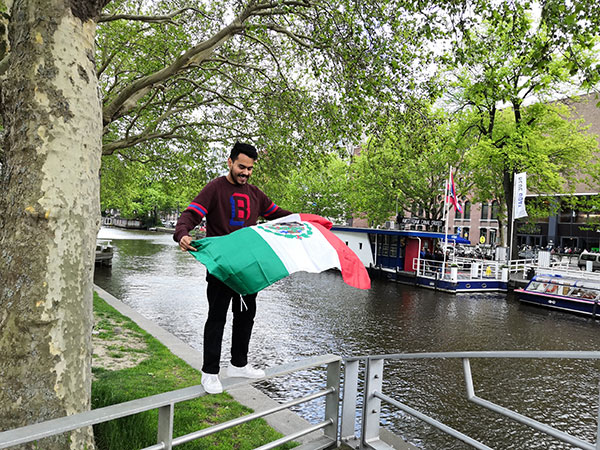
[257,222,313,239]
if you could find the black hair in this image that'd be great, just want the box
[230,142,258,161]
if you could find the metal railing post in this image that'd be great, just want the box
[341,359,360,441]
[324,359,341,445]
[462,358,475,399]
[362,357,384,447]
[157,403,174,450]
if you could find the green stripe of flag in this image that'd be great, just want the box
[189,227,290,294]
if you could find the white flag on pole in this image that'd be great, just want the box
[513,172,528,219]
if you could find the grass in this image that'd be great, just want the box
[92,292,297,450]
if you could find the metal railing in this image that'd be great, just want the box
[341,351,600,450]
[537,266,600,281]
[413,258,505,282]
[0,355,341,450]
[5,351,600,450]
[506,258,537,275]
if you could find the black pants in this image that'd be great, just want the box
[202,274,257,374]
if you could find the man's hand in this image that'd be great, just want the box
[179,235,195,252]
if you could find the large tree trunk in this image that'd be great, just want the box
[0,1,103,448]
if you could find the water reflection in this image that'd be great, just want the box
[95,228,600,449]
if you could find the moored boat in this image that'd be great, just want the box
[515,273,600,317]
[95,239,114,267]
[331,226,508,293]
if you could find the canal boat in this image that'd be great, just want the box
[515,273,600,317]
[95,239,114,267]
[331,226,509,293]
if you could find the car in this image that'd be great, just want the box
[577,252,600,271]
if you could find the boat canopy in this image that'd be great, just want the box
[331,226,471,245]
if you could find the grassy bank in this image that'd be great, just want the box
[92,292,295,449]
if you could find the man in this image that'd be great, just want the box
[174,142,292,394]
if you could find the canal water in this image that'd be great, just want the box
[95,227,600,449]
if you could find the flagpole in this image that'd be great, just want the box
[442,167,451,278]
[509,171,516,262]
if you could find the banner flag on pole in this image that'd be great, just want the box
[513,172,528,219]
[446,171,463,213]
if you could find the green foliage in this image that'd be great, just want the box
[94,0,600,223]
[100,149,222,222]
[95,0,447,216]
[92,293,296,450]
[435,0,600,248]
[348,103,470,225]
[466,101,599,222]
[270,154,351,221]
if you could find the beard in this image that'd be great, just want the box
[230,168,248,185]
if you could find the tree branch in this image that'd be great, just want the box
[102,4,257,125]
[264,24,316,49]
[102,120,256,155]
[98,7,202,24]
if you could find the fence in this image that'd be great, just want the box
[413,258,505,282]
[341,351,600,449]
[0,355,341,450]
[4,351,600,450]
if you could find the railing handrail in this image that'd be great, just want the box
[345,351,600,450]
[539,266,600,281]
[0,354,341,450]
[345,350,600,362]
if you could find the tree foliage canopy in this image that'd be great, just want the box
[95,0,600,224]
[95,0,449,215]
[97,0,438,163]
[348,102,471,225]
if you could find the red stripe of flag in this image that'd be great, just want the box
[311,222,371,290]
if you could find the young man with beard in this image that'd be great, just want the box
[174,142,292,394]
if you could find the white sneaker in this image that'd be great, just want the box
[226,364,265,379]
[201,372,223,394]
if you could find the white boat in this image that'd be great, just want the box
[95,239,114,267]
[331,226,508,293]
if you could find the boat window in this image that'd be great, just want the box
[529,282,540,291]
[389,236,398,258]
[544,284,559,294]
[571,289,584,297]
[560,286,572,296]
[379,235,389,257]
[535,283,547,292]
[581,290,597,300]
[368,234,377,253]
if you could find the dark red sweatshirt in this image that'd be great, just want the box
[173,176,292,242]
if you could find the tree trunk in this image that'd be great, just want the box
[0,1,102,448]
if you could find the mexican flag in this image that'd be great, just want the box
[188,213,371,294]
